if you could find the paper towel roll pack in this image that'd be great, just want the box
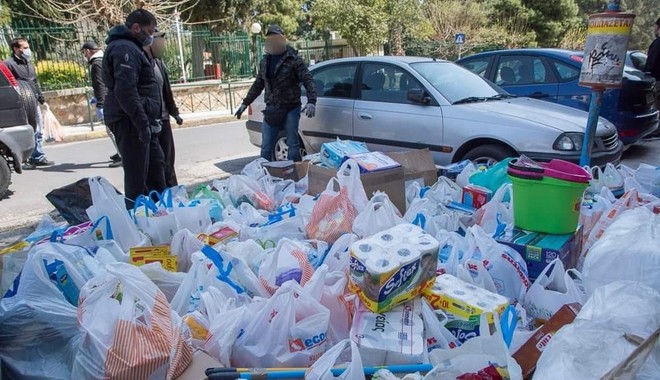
[349,224,440,313]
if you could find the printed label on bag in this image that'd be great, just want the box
[288,332,327,352]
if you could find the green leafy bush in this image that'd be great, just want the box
[35,60,86,90]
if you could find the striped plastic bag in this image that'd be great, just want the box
[72,263,193,380]
[258,238,315,295]
[306,178,358,245]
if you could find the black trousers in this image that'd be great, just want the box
[158,118,178,187]
[108,119,166,209]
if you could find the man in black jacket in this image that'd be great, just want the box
[144,30,183,187]
[646,18,660,109]
[81,41,121,167]
[235,25,317,162]
[4,37,54,167]
[103,9,166,208]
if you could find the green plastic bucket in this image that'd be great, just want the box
[509,174,587,234]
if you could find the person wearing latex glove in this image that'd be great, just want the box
[236,24,317,162]
[82,41,122,167]
[144,30,182,187]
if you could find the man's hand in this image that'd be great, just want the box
[174,115,183,125]
[95,107,104,122]
[234,104,247,119]
[302,103,316,118]
[89,97,97,105]
[38,95,45,105]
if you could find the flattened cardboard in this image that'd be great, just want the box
[175,350,223,380]
[263,161,310,182]
[385,149,438,188]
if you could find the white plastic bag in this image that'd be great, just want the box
[170,228,205,273]
[132,196,180,246]
[228,174,276,211]
[258,238,315,295]
[583,207,660,295]
[231,281,331,367]
[140,262,186,302]
[523,259,585,321]
[241,158,269,180]
[307,179,358,244]
[456,162,476,188]
[424,177,462,205]
[603,163,625,192]
[306,339,365,380]
[336,159,369,213]
[72,263,193,380]
[323,233,358,274]
[426,313,523,380]
[476,183,514,237]
[42,103,64,142]
[87,176,144,252]
[352,192,404,238]
[421,299,460,353]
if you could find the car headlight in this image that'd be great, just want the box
[553,133,584,151]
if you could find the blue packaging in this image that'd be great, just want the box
[320,139,369,169]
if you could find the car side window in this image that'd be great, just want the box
[310,63,358,99]
[359,63,423,104]
[552,60,580,82]
[496,56,552,85]
[461,58,491,78]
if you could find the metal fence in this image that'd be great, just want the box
[1,20,361,91]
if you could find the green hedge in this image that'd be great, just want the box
[36,60,87,90]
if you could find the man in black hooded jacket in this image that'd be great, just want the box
[102,9,166,208]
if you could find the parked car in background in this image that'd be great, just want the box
[627,50,647,72]
[0,62,36,198]
[246,56,622,167]
[457,49,659,145]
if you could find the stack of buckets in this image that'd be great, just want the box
[508,158,591,234]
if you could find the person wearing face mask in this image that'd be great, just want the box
[103,9,166,208]
[645,18,660,109]
[81,41,122,168]
[235,25,317,162]
[5,37,55,167]
[143,30,182,187]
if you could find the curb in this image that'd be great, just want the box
[48,115,239,144]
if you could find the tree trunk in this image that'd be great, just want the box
[391,26,405,56]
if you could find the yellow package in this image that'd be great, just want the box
[130,246,178,272]
[423,274,508,321]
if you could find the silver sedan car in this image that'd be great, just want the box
[246,56,623,166]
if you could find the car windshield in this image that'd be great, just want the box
[410,61,504,104]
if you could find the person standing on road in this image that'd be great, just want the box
[5,37,54,167]
[143,30,183,187]
[645,17,660,109]
[103,9,166,208]
[81,41,122,168]
[234,25,317,162]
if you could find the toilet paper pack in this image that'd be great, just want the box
[349,224,440,313]
[351,299,426,366]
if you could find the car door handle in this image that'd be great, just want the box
[530,92,549,99]
[358,112,373,120]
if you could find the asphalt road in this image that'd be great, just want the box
[0,121,658,243]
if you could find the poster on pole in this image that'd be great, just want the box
[579,13,635,88]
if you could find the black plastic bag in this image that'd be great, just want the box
[46,178,93,225]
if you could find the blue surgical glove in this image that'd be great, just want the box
[95,107,104,122]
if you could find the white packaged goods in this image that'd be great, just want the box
[349,224,440,313]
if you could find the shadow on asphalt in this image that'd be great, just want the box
[30,161,114,173]
[214,155,260,175]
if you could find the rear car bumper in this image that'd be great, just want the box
[521,139,624,167]
[0,125,35,173]
[613,110,659,145]
[246,120,263,147]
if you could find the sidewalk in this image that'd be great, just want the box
[51,110,236,144]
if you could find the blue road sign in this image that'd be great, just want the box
[455,33,465,45]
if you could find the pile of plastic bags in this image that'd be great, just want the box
[0,153,659,380]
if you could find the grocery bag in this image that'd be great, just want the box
[87,177,145,252]
[456,161,476,188]
[469,158,513,194]
[228,174,276,211]
[72,263,193,380]
[241,157,269,180]
[322,233,358,274]
[170,228,204,273]
[132,195,180,246]
[583,207,660,295]
[352,192,404,238]
[475,183,514,237]
[522,259,585,321]
[0,243,102,379]
[423,176,462,205]
[306,339,365,380]
[421,299,461,353]
[140,263,186,302]
[190,184,226,222]
[307,178,358,244]
[231,281,331,367]
[42,103,64,142]
[426,313,523,380]
[336,159,369,213]
[258,238,315,295]
[603,162,625,194]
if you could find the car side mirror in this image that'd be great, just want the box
[407,88,431,105]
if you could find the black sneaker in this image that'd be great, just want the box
[110,153,121,162]
[32,158,55,167]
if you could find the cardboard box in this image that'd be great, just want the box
[262,161,310,181]
[495,226,583,282]
[175,350,224,380]
[462,185,493,209]
[513,303,582,379]
[320,140,369,169]
[385,149,438,189]
[308,164,406,212]
[198,226,239,246]
[129,246,178,272]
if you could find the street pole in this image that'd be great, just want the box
[578,0,634,166]
[175,10,187,83]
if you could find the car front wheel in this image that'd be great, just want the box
[0,155,11,199]
[462,144,516,166]
[273,133,307,161]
